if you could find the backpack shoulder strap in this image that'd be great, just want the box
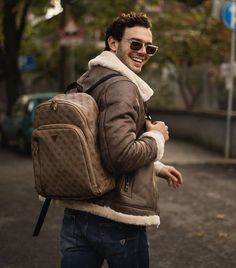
[65,73,122,94]
[85,73,122,94]
[33,198,51,237]
[65,82,83,93]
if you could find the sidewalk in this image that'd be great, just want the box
[162,139,236,165]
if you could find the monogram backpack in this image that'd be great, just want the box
[32,73,120,236]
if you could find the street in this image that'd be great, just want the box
[0,143,236,268]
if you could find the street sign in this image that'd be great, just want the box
[59,17,83,46]
[19,55,35,71]
[222,1,236,31]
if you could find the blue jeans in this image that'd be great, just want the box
[60,209,149,268]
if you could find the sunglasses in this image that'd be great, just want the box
[126,39,158,56]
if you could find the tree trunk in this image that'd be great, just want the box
[0,47,5,81]
[3,0,31,114]
[58,1,68,91]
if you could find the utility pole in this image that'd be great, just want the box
[222,0,236,158]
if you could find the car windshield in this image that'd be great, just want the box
[11,96,29,116]
[11,96,52,116]
[27,101,34,113]
[27,97,52,113]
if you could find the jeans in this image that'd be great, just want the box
[60,208,149,268]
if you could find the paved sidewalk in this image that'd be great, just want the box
[162,139,236,165]
[1,142,236,267]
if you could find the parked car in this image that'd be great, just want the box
[0,92,58,154]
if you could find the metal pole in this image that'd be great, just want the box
[225,1,236,158]
[70,46,76,82]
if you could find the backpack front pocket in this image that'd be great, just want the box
[32,124,99,199]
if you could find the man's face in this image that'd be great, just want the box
[115,26,153,73]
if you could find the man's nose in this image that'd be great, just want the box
[138,44,147,54]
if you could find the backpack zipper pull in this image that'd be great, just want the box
[50,100,58,111]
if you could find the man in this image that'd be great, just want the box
[60,12,183,268]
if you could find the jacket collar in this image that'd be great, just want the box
[88,51,154,101]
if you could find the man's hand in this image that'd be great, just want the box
[158,165,183,188]
[146,120,169,141]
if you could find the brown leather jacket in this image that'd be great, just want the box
[60,66,161,226]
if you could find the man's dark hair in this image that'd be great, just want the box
[104,12,152,51]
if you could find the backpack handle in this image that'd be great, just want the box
[65,82,83,93]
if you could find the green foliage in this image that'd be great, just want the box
[151,0,230,66]
[2,0,230,72]
[1,0,233,110]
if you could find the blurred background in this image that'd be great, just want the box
[0,0,235,157]
[0,0,233,111]
[1,2,236,267]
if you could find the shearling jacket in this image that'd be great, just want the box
[58,52,165,226]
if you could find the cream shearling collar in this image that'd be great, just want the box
[88,51,154,102]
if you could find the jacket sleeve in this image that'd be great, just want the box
[97,79,162,174]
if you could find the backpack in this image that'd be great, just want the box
[32,73,121,236]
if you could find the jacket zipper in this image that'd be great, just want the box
[124,177,129,192]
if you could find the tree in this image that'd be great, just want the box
[176,0,205,7]
[2,0,32,113]
[148,0,231,110]
[0,0,232,112]
[1,0,51,113]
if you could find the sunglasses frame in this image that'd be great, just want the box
[126,38,158,56]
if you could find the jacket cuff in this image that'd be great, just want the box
[154,161,165,175]
[140,130,165,160]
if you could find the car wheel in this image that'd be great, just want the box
[0,129,8,148]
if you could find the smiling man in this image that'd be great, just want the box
[59,12,183,268]
[110,27,156,73]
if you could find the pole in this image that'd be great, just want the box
[225,0,236,158]
[70,46,76,82]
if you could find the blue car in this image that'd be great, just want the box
[0,92,58,154]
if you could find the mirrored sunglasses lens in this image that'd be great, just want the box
[130,41,143,51]
[146,45,157,55]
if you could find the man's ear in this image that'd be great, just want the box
[107,36,118,53]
